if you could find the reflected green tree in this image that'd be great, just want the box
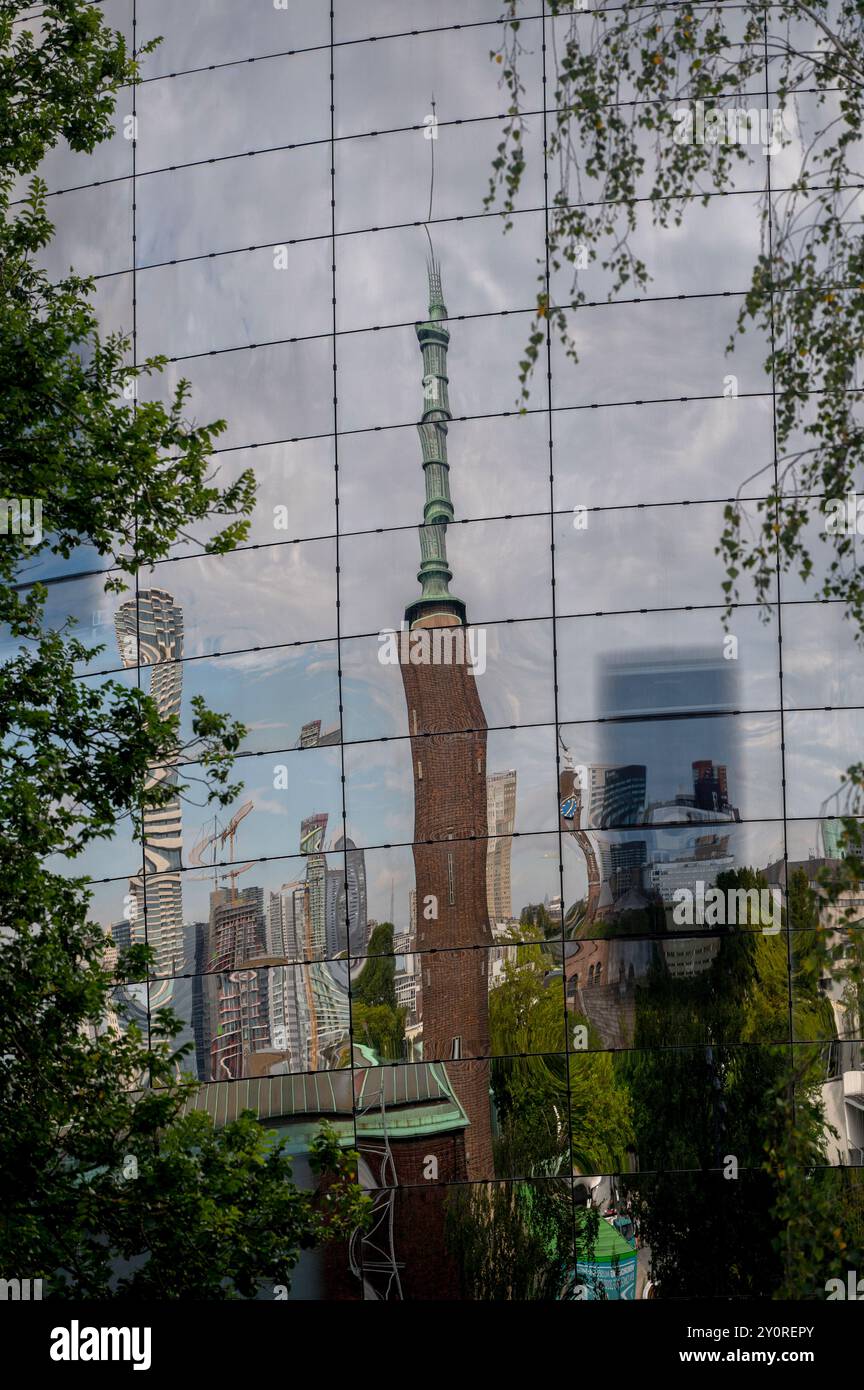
[0,1,369,1297]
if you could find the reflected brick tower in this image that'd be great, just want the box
[399,260,494,1180]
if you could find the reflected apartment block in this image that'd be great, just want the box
[298,719,341,748]
[203,885,273,1079]
[393,928,419,1023]
[206,885,267,972]
[267,880,306,960]
[486,769,517,925]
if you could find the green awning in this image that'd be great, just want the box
[576,1215,636,1264]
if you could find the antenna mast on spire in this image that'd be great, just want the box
[424,93,437,264]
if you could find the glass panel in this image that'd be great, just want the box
[136,49,331,172]
[354,833,563,951]
[338,311,545,433]
[337,211,544,332]
[138,335,334,446]
[137,143,331,264]
[553,502,777,613]
[139,0,330,79]
[392,1179,576,1301]
[556,606,781,723]
[619,1168,788,1299]
[165,963,349,1080]
[349,942,569,1067]
[141,543,338,660]
[166,746,344,868]
[783,601,864,711]
[339,412,549,533]
[551,395,775,510]
[161,437,336,561]
[562,819,788,943]
[340,514,553,639]
[137,239,331,360]
[335,116,544,232]
[551,295,767,411]
[1,573,136,678]
[340,618,555,743]
[334,20,543,136]
[343,725,558,849]
[135,848,363,978]
[793,1043,864,1167]
[167,640,340,759]
[784,708,864,821]
[38,182,132,280]
[791,926,863,1044]
[558,711,783,826]
[550,188,762,307]
[602,1043,792,1172]
[337,3,508,44]
[566,932,793,1050]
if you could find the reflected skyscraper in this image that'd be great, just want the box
[596,647,741,975]
[334,832,367,958]
[296,814,351,1069]
[300,813,329,959]
[115,589,184,1006]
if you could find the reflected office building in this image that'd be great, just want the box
[195,813,366,1080]
[596,647,741,973]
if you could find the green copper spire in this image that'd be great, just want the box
[405,258,467,629]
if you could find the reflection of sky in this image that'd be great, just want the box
[14,3,860,940]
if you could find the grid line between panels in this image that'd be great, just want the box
[763,12,796,1135]
[542,0,579,1224]
[123,916,864,981]
[328,4,366,1297]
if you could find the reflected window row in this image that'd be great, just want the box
[86,812,864,984]
[69,809,864,902]
[47,170,813,290]
[107,926,863,1060]
[14,503,805,655]
[33,84,779,200]
[47,682,864,876]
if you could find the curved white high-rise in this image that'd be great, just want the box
[115,589,184,1008]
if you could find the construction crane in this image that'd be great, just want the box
[188,801,255,902]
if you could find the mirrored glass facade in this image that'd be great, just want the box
[29,0,864,1300]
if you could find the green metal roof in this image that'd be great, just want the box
[181,1062,469,1154]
